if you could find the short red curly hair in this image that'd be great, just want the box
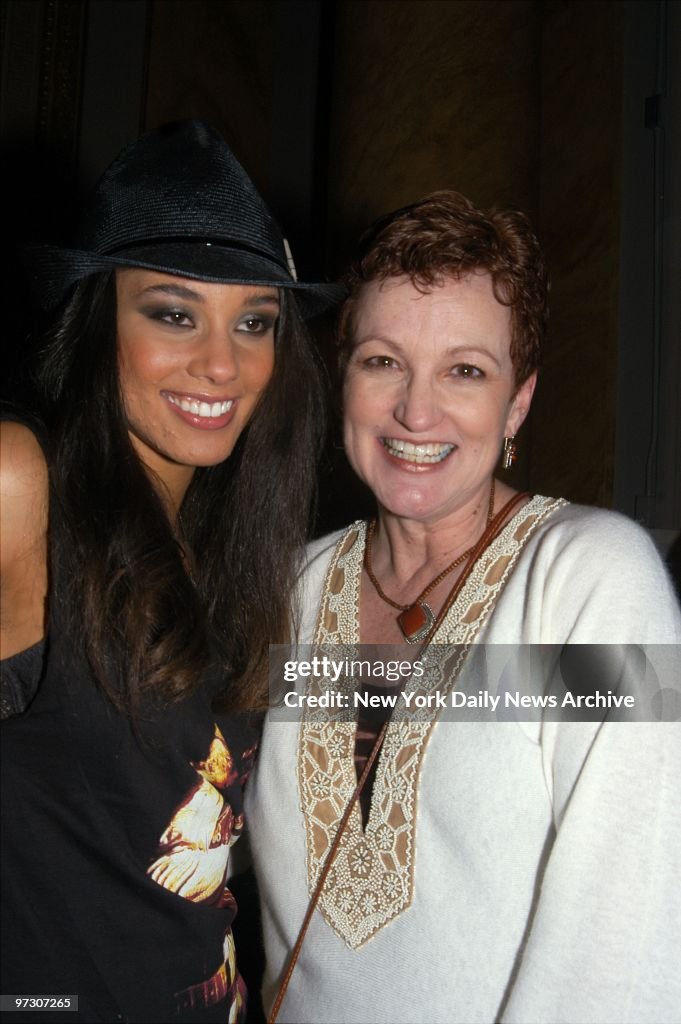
[338,190,549,388]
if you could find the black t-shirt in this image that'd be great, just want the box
[0,414,260,1022]
[1,608,260,1023]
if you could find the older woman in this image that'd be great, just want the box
[247,192,681,1024]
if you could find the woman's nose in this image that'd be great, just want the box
[394,373,443,433]
[187,330,239,385]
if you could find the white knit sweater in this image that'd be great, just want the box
[246,500,681,1024]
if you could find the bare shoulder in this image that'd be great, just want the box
[0,421,49,571]
[1,422,49,656]
[1,420,47,482]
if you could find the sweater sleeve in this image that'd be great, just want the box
[500,509,681,1023]
[500,717,681,1024]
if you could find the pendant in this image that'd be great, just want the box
[397,601,436,644]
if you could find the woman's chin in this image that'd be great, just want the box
[376,488,453,524]
[374,474,494,526]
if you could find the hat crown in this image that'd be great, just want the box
[77,120,286,269]
[25,118,344,316]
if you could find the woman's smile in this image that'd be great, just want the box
[343,272,536,525]
[163,390,237,429]
[380,437,457,467]
[116,269,278,504]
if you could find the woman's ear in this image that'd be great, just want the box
[506,371,537,436]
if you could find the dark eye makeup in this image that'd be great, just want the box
[142,305,194,327]
[236,315,278,335]
[139,307,278,334]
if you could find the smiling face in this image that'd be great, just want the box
[116,269,278,506]
[343,273,536,526]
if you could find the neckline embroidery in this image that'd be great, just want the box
[298,495,564,948]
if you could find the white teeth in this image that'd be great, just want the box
[168,395,233,418]
[382,438,455,464]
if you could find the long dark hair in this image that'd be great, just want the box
[37,272,325,714]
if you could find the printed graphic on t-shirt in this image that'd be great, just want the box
[147,724,246,904]
[146,724,256,1017]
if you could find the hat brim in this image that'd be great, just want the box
[24,241,345,318]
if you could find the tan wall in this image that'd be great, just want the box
[534,0,623,505]
[326,0,540,270]
[145,0,275,199]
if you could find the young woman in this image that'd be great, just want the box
[0,119,338,1023]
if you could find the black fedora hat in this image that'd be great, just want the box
[25,120,342,318]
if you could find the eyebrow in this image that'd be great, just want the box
[137,283,280,307]
[444,345,502,369]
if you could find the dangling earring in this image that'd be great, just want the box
[502,436,517,469]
